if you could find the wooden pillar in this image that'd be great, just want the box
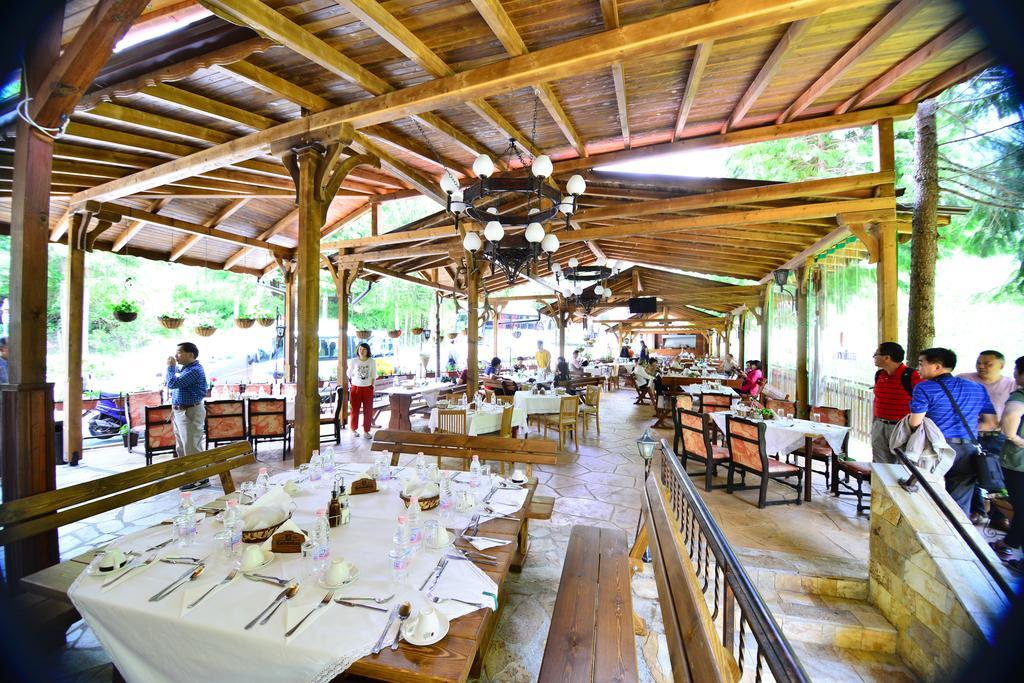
[434,291,442,378]
[724,318,732,357]
[466,257,480,396]
[795,266,810,418]
[370,202,380,236]
[1,13,62,583]
[282,266,296,382]
[63,213,87,466]
[737,311,746,366]
[337,267,349,428]
[558,309,566,359]
[760,285,771,376]
[293,147,323,465]
[875,118,899,343]
[715,330,722,358]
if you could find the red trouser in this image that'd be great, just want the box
[349,384,374,433]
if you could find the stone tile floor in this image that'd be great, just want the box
[31,389,896,682]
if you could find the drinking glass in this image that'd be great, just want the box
[301,539,318,579]
[239,481,256,505]
[811,413,820,423]
[480,464,492,486]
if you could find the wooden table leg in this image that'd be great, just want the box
[387,394,412,431]
[511,517,530,572]
[804,435,813,501]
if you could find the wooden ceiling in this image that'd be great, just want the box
[0,0,993,284]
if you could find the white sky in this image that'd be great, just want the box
[598,147,733,178]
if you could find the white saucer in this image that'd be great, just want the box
[318,566,359,589]
[401,612,451,646]
[240,550,275,573]
[425,530,455,549]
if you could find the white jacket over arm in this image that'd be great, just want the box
[889,415,956,477]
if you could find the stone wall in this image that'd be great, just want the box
[868,464,1013,681]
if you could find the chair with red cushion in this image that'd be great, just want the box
[725,415,803,508]
[833,458,872,515]
[793,406,851,486]
[205,399,247,449]
[676,408,730,492]
[248,398,290,458]
[143,405,176,467]
[126,390,163,453]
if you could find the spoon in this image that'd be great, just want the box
[149,564,205,602]
[188,568,238,609]
[259,583,299,626]
[391,602,412,650]
[336,593,395,604]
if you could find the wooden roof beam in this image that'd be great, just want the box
[361,264,458,294]
[673,41,714,140]
[600,1,630,148]
[777,0,925,123]
[723,19,814,133]
[221,205,295,269]
[468,0,586,156]
[171,198,250,262]
[112,198,171,252]
[897,50,996,104]
[835,17,974,114]
[70,0,883,205]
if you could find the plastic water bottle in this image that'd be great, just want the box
[438,479,453,524]
[407,498,423,556]
[314,508,332,574]
[221,499,242,560]
[323,447,337,476]
[255,467,270,498]
[175,492,197,547]
[309,450,323,483]
[389,515,410,582]
[469,455,482,489]
[415,452,427,481]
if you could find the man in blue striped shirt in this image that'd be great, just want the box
[166,342,209,490]
[909,347,998,514]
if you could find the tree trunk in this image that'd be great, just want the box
[907,99,939,361]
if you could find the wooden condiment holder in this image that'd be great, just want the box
[350,477,378,495]
[270,530,306,553]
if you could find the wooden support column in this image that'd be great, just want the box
[737,311,746,365]
[63,213,88,467]
[467,257,480,396]
[875,118,899,343]
[370,202,380,236]
[435,292,442,378]
[2,13,62,584]
[795,266,810,418]
[558,307,567,360]
[338,267,350,428]
[282,264,296,382]
[760,285,771,376]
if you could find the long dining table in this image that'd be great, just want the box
[51,464,536,682]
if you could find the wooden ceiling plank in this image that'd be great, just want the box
[673,41,714,141]
[140,83,279,130]
[361,264,457,293]
[897,50,996,104]
[176,198,252,263]
[723,18,814,133]
[112,198,172,252]
[68,0,889,205]
[777,0,925,123]
[835,17,974,114]
[610,62,630,149]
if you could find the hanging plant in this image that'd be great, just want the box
[446,332,458,340]
[512,330,522,339]
[112,300,139,323]
[235,317,256,329]
[194,325,217,337]
[411,326,424,336]
[356,330,372,340]
[257,316,276,327]
[158,315,185,329]
[388,330,402,339]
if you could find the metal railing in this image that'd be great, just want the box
[654,438,810,682]
[894,449,1016,601]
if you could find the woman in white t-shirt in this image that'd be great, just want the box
[347,342,377,438]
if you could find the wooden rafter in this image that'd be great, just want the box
[112,198,171,252]
[897,50,996,104]
[600,0,630,148]
[776,0,925,123]
[673,41,713,141]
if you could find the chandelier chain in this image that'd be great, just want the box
[411,117,455,185]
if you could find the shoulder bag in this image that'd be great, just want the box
[935,375,1005,490]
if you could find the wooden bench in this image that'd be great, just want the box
[4,441,256,648]
[556,375,605,392]
[371,430,559,570]
[538,525,638,682]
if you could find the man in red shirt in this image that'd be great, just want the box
[872,342,922,464]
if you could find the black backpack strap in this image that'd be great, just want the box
[934,375,979,444]
[900,368,915,396]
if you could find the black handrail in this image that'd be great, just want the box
[894,448,1016,600]
[655,438,811,682]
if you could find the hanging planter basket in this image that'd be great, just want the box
[356,330,372,340]
[158,316,185,330]
[235,317,256,329]
[410,327,424,336]
[512,330,522,339]
[114,310,138,323]
[388,330,402,339]
[257,317,275,328]
[194,325,217,337]
[446,332,459,340]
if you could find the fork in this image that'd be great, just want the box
[336,593,394,604]
[286,591,334,637]
[245,573,293,587]
[430,593,491,610]
[426,557,449,593]
[101,555,156,589]
[188,569,238,609]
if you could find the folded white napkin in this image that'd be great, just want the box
[180,568,239,616]
[467,536,510,551]
[261,519,305,551]
[431,556,498,615]
[251,485,292,510]
[483,488,528,517]
[284,587,334,641]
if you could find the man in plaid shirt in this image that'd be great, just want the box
[166,342,209,490]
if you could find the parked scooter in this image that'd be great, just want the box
[86,392,127,438]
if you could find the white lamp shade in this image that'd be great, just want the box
[568,257,579,268]
[483,221,504,242]
[541,233,559,253]
[462,232,482,252]
[528,207,540,215]
[559,196,575,215]
[440,173,459,194]
[594,285,604,295]
[524,222,545,243]
[531,155,553,178]
[596,256,607,267]
[486,207,498,214]
[566,174,586,195]
[604,289,612,299]
[552,262,562,273]
[606,259,617,270]
[473,154,494,178]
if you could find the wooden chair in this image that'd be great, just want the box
[579,385,601,434]
[496,395,514,406]
[538,526,637,682]
[725,416,803,508]
[320,387,342,444]
[204,399,247,449]
[542,395,580,450]
[143,405,176,466]
[435,408,468,468]
[606,363,620,391]
[793,406,851,486]
[482,389,495,403]
[671,394,695,455]
[832,458,872,515]
[125,389,163,453]
[248,398,290,458]
[631,378,651,405]
[248,383,272,395]
[677,409,730,492]
[700,392,733,444]
[447,390,467,404]
[280,382,298,398]
[765,398,796,417]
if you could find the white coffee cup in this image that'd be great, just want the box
[99,548,126,571]
[240,544,267,571]
[325,558,355,585]
[410,606,443,641]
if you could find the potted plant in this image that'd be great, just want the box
[410,326,424,336]
[112,300,139,323]
[388,329,402,339]
[446,332,458,340]
[157,311,185,329]
[235,316,256,329]
[193,314,218,337]
[356,330,372,340]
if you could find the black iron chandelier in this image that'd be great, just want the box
[552,256,618,310]
[439,136,588,285]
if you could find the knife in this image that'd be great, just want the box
[335,598,388,613]
[101,555,156,589]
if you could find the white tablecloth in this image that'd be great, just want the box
[428,405,527,435]
[679,384,739,398]
[710,412,850,457]
[513,391,570,416]
[68,467,519,683]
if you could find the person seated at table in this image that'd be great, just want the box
[570,349,589,374]
[554,357,571,382]
[486,356,503,378]
[737,360,763,398]
[619,343,631,359]
[633,360,655,394]
[721,353,740,376]
[458,367,469,385]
